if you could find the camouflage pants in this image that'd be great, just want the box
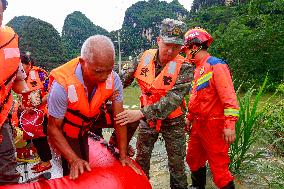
[0,122,20,185]
[136,119,188,189]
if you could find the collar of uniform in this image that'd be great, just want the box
[195,54,211,68]
[75,63,85,86]
[153,49,163,68]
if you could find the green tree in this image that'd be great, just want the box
[62,11,109,60]
[8,16,65,71]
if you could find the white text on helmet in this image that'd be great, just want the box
[189,32,199,38]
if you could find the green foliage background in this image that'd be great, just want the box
[62,11,109,60]
[7,16,65,71]
[6,0,284,90]
[187,0,284,90]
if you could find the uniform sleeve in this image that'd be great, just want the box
[141,63,194,121]
[119,53,141,88]
[113,71,123,102]
[47,81,68,119]
[213,64,239,129]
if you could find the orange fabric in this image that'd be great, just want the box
[187,119,234,188]
[187,55,239,128]
[26,66,47,92]
[134,49,185,126]
[22,66,48,111]
[50,57,114,138]
[186,55,238,187]
[0,26,20,127]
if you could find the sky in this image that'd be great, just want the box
[3,0,193,33]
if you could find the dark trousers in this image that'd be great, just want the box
[136,119,188,189]
[33,136,52,162]
[31,115,52,162]
[90,121,139,147]
[62,133,89,176]
[89,103,139,147]
[0,123,20,185]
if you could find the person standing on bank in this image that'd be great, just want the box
[183,27,239,189]
[115,18,194,189]
[19,52,52,173]
[47,35,141,180]
[0,0,30,185]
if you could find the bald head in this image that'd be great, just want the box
[80,35,115,84]
[81,35,115,66]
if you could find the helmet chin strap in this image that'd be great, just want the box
[189,46,203,63]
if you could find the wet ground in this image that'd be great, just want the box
[15,130,283,189]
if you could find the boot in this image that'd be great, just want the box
[190,166,206,189]
[221,181,235,189]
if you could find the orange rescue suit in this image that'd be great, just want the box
[186,54,239,188]
[0,26,20,127]
[134,49,186,131]
[187,54,239,127]
[49,57,114,138]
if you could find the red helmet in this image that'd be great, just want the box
[184,27,213,48]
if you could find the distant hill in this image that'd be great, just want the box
[5,0,283,90]
[7,16,65,71]
[119,0,189,57]
[62,11,109,60]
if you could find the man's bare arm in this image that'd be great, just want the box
[112,101,142,175]
[112,101,127,159]
[48,116,91,179]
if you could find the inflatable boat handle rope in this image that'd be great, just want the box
[88,131,120,159]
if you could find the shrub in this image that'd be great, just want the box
[229,77,268,174]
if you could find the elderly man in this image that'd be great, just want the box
[48,35,140,180]
[115,18,194,189]
[0,0,30,185]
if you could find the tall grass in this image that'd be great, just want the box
[229,77,268,174]
[261,98,284,156]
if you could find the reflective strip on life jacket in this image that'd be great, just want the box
[4,48,20,59]
[224,108,239,117]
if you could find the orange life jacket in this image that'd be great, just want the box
[22,66,48,111]
[26,66,47,92]
[49,57,115,138]
[0,26,20,127]
[134,49,186,130]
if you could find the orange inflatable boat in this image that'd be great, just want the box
[0,132,152,189]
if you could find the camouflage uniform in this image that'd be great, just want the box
[121,18,194,189]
